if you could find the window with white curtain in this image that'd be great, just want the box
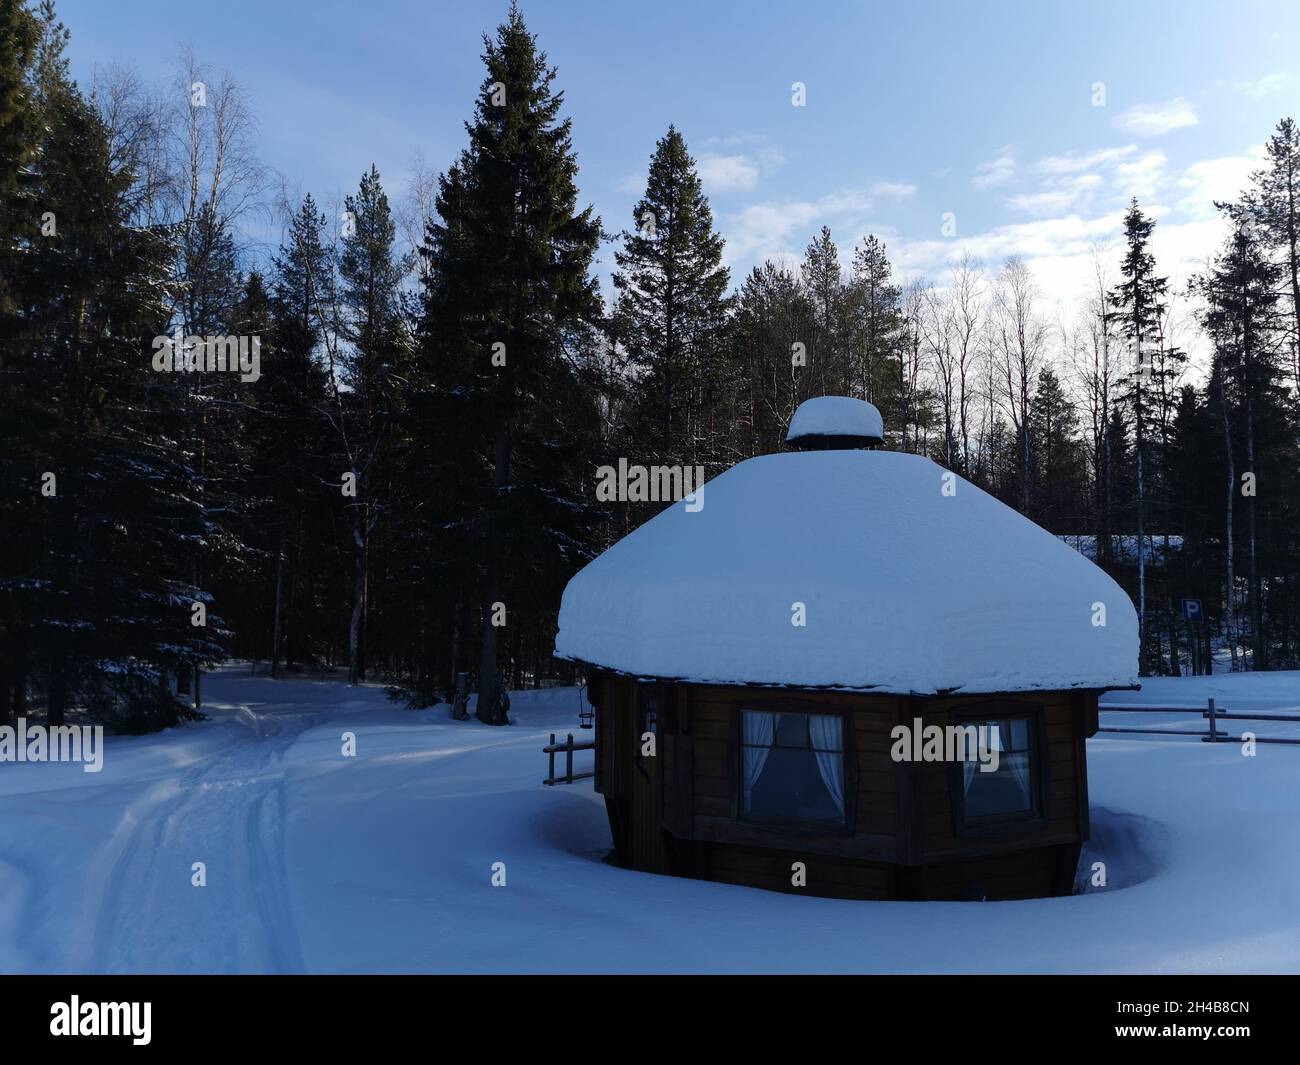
[958,715,1036,822]
[740,709,845,825]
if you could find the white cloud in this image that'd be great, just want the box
[1006,147,1149,217]
[690,136,786,195]
[870,181,918,199]
[886,147,1255,371]
[616,135,785,198]
[891,208,1219,369]
[1113,97,1198,137]
[896,214,1123,278]
[723,187,896,269]
[1033,145,1136,175]
[1113,151,1168,201]
[717,140,1256,374]
[1008,174,1105,217]
[1228,73,1286,99]
[697,153,763,193]
[973,150,1016,189]
[1175,149,1264,219]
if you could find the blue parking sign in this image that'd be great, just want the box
[1181,598,1203,622]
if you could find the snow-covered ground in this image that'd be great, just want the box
[1,664,1297,973]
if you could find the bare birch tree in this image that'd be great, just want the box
[991,257,1045,511]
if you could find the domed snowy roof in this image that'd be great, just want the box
[555,450,1138,694]
[786,396,884,447]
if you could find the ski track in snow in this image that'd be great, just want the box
[0,666,580,974]
[84,700,325,973]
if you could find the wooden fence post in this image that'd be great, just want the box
[542,732,598,785]
[1207,697,1217,742]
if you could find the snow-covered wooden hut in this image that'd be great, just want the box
[555,396,1138,901]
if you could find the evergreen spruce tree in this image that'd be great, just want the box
[0,0,39,316]
[849,234,902,413]
[0,0,41,722]
[728,262,815,457]
[179,206,242,340]
[800,226,850,396]
[1106,200,1169,672]
[1195,218,1291,667]
[173,206,246,705]
[416,3,602,722]
[612,126,731,467]
[216,269,274,661]
[399,167,484,705]
[7,11,212,728]
[262,195,333,675]
[1028,366,1084,529]
[332,164,408,684]
[1240,118,1300,383]
[1167,385,1224,673]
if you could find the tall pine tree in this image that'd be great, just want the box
[1195,217,1291,667]
[262,195,333,675]
[849,234,902,414]
[800,226,850,397]
[6,7,214,728]
[0,0,41,721]
[417,3,602,722]
[1240,117,1300,384]
[1106,200,1169,672]
[331,165,408,684]
[612,126,731,467]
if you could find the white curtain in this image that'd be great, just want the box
[961,723,982,793]
[742,711,774,807]
[808,714,845,818]
[1005,720,1031,801]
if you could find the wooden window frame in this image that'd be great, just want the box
[946,699,1049,840]
[728,697,858,838]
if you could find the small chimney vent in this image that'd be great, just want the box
[785,396,884,451]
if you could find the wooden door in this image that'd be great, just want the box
[625,684,666,873]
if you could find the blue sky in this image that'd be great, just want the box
[58,0,1299,330]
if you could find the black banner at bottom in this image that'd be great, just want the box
[0,974,1291,1051]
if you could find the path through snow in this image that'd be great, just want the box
[1,664,1297,973]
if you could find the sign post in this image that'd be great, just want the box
[1181,599,1204,675]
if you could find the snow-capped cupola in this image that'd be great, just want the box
[554,448,1138,695]
[785,395,885,450]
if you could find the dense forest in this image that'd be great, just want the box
[3,1,1299,731]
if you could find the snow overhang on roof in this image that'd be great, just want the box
[786,396,884,448]
[554,450,1139,695]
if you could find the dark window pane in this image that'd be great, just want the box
[774,711,808,748]
[748,748,843,822]
[961,717,1034,819]
[741,709,845,824]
